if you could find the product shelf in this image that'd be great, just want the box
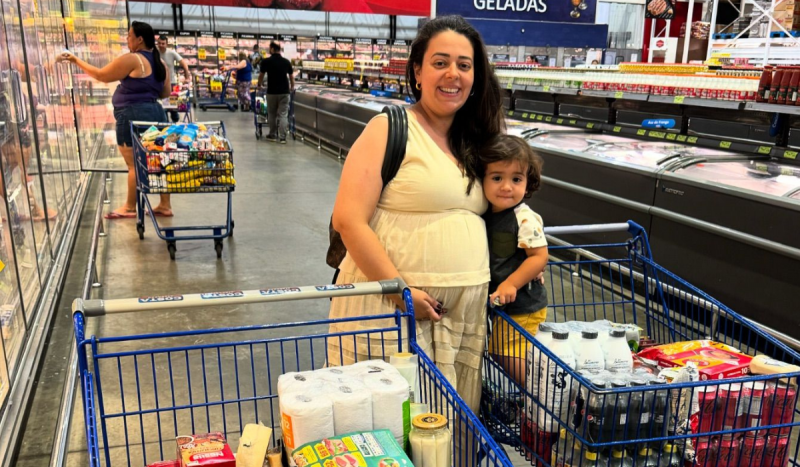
[648,95,746,109]
[745,101,800,115]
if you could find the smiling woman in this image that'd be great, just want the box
[327,16,505,425]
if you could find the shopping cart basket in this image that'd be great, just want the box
[198,70,236,112]
[74,280,514,467]
[252,87,268,139]
[131,121,234,260]
[481,221,800,467]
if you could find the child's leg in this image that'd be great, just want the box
[488,308,548,388]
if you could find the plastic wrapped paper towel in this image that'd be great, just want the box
[364,373,410,446]
[328,381,374,435]
[279,392,335,452]
[351,359,399,377]
[277,372,324,396]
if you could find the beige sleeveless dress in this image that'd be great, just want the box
[328,111,490,411]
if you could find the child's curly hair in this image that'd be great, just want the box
[480,134,543,197]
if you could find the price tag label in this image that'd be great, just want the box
[587,122,595,129]
[785,150,798,160]
[536,115,543,121]
[522,113,529,119]
[758,146,772,155]
[677,135,688,142]
[613,126,622,133]
[719,141,732,149]
[674,96,686,104]
[218,49,226,60]
[508,111,514,116]
[687,136,698,144]
[569,120,577,125]
[198,49,207,60]
[543,86,550,92]
[637,129,647,136]
[614,91,624,99]
[666,133,677,140]
[545,117,553,122]
[649,131,666,139]
[557,119,564,124]
[210,81,222,92]
[506,81,512,90]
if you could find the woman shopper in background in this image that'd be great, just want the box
[62,21,172,219]
[224,52,253,111]
[327,15,505,414]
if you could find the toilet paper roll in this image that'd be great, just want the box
[277,372,323,396]
[352,359,400,378]
[364,373,410,446]
[316,367,358,383]
[328,382,374,435]
[279,392,335,452]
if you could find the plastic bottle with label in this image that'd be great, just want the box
[635,447,660,467]
[538,331,576,432]
[604,329,633,372]
[610,380,629,443]
[769,68,784,104]
[551,429,575,467]
[777,68,793,104]
[658,444,682,467]
[527,323,555,421]
[757,66,773,102]
[649,379,670,450]
[626,379,652,445]
[576,331,605,372]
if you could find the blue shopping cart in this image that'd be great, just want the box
[130,121,234,260]
[74,280,514,467]
[480,221,800,467]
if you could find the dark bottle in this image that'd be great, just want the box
[769,68,784,104]
[610,380,629,444]
[584,381,608,449]
[649,380,670,450]
[757,66,773,102]
[789,68,800,105]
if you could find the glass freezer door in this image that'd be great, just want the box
[671,160,800,198]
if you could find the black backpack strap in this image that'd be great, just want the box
[380,105,408,188]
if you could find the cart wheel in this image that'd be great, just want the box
[167,242,177,260]
[215,240,223,258]
[136,223,144,240]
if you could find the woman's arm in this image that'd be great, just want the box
[61,52,136,83]
[490,246,548,305]
[160,60,171,98]
[333,117,441,321]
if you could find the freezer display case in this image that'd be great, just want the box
[217,32,238,71]
[390,40,409,61]
[374,39,389,61]
[238,33,257,62]
[317,36,335,60]
[296,36,315,61]
[335,37,354,59]
[354,38,373,61]
[197,31,219,74]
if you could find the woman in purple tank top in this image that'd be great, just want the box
[61,22,174,219]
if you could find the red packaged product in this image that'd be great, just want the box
[637,340,752,380]
[742,381,773,437]
[693,385,724,434]
[176,433,235,467]
[741,436,766,467]
[694,437,740,467]
[763,383,797,436]
[765,435,789,467]
[719,383,746,435]
[148,461,181,467]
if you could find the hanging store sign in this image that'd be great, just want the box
[436,0,597,23]
[145,0,429,16]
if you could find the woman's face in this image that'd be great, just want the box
[414,30,475,119]
[127,28,144,52]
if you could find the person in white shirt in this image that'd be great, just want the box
[157,35,191,122]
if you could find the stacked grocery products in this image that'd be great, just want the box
[619,63,709,74]
[522,321,797,467]
[381,59,407,76]
[324,58,354,72]
[756,66,800,105]
[139,123,235,193]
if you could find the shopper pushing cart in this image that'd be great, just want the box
[257,41,294,143]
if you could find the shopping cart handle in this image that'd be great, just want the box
[72,278,410,317]
[544,221,644,237]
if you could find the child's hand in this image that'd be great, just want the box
[490,281,518,307]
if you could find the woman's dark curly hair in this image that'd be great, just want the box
[406,15,505,193]
[480,134,543,197]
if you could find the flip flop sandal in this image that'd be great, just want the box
[104,211,137,220]
[146,210,174,217]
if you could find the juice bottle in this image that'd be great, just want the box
[769,68,784,104]
[757,66,773,102]
[788,68,800,105]
[777,67,793,104]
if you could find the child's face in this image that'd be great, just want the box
[483,160,528,212]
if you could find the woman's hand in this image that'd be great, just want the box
[394,287,443,322]
[490,281,518,307]
[60,51,77,64]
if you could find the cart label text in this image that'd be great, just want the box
[315,284,355,291]
[260,287,301,296]
[138,295,184,303]
[201,291,244,299]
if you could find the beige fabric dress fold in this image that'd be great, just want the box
[328,111,490,412]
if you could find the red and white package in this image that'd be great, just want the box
[147,461,181,467]
[637,340,752,380]
[176,433,235,467]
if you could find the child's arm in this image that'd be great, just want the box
[491,245,549,306]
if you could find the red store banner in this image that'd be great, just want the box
[149,0,430,16]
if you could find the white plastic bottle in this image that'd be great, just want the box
[537,331,576,433]
[604,329,633,372]
[576,330,605,371]
[527,323,554,422]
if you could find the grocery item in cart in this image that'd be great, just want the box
[750,355,800,379]
[605,329,633,372]
[280,392,336,453]
[328,382,375,435]
[741,436,766,466]
[291,430,412,467]
[527,323,554,421]
[741,381,772,435]
[763,382,797,436]
[364,373,411,448]
[638,340,752,380]
[409,413,451,467]
[537,331,576,431]
[765,435,790,467]
[176,432,235,467]
[576,331,605,371]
